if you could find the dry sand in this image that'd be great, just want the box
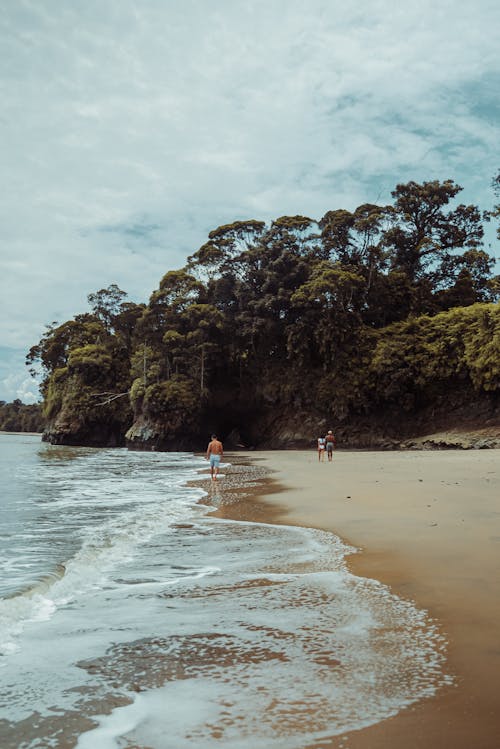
[219,449,500,749]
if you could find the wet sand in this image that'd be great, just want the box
[215,449,500,749]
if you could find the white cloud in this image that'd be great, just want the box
[15,376,40,405]
[0,349,41,404]
[1,0,499,399]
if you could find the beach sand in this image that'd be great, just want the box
[213,449,500,749]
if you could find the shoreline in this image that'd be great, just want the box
[0,431,43,436]
[196,449,500,749]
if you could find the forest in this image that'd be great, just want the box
[28,178,500,449]
[0,400,44,433]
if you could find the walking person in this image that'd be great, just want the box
[317,435,326,461]
[325,430,336,462]
[206,434,223,480]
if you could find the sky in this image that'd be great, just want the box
[1,0,499,403]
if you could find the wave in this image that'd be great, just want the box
[73,520,452,748]
[1,444,453,747]
[0,452,209,656]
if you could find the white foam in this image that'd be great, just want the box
[72,524,452,749]
[0,451,210,656]
[76,683,219,749]
[0,592,57,656]
[1,445,453,746]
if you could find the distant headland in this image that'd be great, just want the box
[26,178,500,451]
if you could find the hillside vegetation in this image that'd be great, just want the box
[0,400,44,433]
[28,179,500,449]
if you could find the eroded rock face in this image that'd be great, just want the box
[43,391,500,452]
[400,431,500,450]
[125,417,159,449]
[42,397,128,447]
[43,419,125,447]
[125,417,202,452]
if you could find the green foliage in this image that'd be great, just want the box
[68,345,114,384]
[29,176,500,446]
[143,376,199,430]
[384,180,484,310]
[129,377,146,410]
[130,345,163,384]
[369,304,500,407]
[462,305,500,390]
[26,319,109,379]
[44,367,68,418]
[0,400,45,432]
[316,327,376,418]
[44,370,132,432]
[291,262,365,312]
[156,270,204,309]
[87,284,128,329]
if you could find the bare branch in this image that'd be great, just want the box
[92,391,130,406]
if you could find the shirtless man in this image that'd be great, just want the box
[325,430,336,462]
[206,434,223,480]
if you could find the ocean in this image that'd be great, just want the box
[0,434,451,748]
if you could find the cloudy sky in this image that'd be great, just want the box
[1,0,499,403]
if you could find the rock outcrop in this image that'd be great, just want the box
[43,387,500,452]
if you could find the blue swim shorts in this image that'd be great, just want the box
[210,454,221,467]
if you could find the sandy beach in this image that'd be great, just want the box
[213,449,500,749]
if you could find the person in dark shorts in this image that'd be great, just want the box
[325,430,336,461]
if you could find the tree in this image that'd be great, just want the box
[190,305,225,392]
[113,302,146,350]
[87,284,128,329]
[26,319,108,382]
[384,180,484,288]
[488,170,500,240]
[29,176,500,450]
[186,220,265,281]
[136,271,205,347]
[433,249,498,309]
[67,344,114,385]
[320,204,389,268]
[142,375,199,430]
[0,401,45,432]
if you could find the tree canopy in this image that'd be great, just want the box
[0,400,44,432]
[29,178,500,448]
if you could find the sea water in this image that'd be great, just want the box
[0,434,451,749]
